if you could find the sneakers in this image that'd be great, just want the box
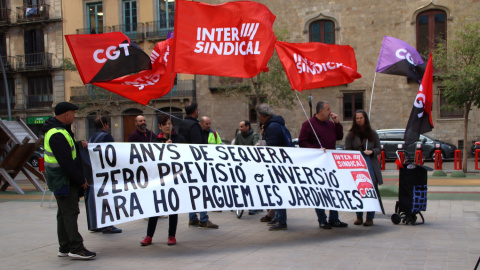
[102,226,122,234]
[267,219,278,226]
[319,222,332,229]
[330,221,349,228]
[140,236,152,246]
[167,236,177,245]
[188,220,200,227]
[363,218,374,226]
[260,215,273,222]
[199,220,219,229]
[68,247,96,259]
[58,252,68,257]
[354,217,364,225]
[269,223,287,231]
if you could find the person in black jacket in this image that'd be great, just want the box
[140,114,187,246]
[42,102,96,259]
[177,102,219,229]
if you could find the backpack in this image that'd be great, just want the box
[270,122,294,147]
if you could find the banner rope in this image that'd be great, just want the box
[294,90,323,149]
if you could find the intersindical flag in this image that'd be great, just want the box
[65,32,152,84]
[404,53,434,146]
[275,41,362,91]
[93,38,176,106]
[376,36,427,83]
[173,0,276,78]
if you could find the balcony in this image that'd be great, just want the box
[28,94,53,108]
[111,23,144,41]
[76,26,112,35]
[1,56,16,72]
[16,52,53,71]
[16,4,49,23]
[0,95,15,109]
[0,8,11,25]
[145,21,173,40]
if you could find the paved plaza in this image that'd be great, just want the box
[0,160,479,269]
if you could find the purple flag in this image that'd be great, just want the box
[376,36,427,83]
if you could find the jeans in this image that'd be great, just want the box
[189,212,209,222]
[315,208,339,224]
[55,184,84,253]
[356,211,375,219]
[275,209,287,225]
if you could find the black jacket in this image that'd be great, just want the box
[262,115,287,147]
[177,116,206,144]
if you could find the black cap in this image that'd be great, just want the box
[55,102,79,115]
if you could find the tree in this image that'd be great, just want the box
[433,19,480,172]
[216,29,307,109]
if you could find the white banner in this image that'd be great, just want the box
[87,143,382,228]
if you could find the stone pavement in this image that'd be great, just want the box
[0,159,479,269]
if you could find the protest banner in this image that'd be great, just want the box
[86,143,382,229]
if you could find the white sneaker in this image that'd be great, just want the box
[57,252,68,257]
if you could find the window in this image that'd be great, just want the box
[0,78,15,108]
[416,10,446,56]
[24,28,44,67]
[88,2,104,34]
[343,92,363,121]
[123,1,137,33]
[27,76,52,108]
[159,0,174,30]
[309,20,335,44]
[248,96,266,124]
[439,87,463,118]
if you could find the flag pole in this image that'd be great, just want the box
[294,90,323,149]
[365,72,377,149]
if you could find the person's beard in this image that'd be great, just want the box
[138,124,147,131]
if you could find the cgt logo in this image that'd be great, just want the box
[93,43,131,64]
[395,48,418,66]
[351,171,377,199]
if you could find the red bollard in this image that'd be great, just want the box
[415,150,423,165]
[434,150,443,170]
[476,149,480,170]
[38,157,45,172]
[396,151,404,170]
[378,151,386,170]
[454,150,462,170]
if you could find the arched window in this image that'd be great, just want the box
[309,20,335,44]
[416,10,446,55]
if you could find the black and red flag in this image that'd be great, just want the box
[404,53,434,146]
[65,32,152,84]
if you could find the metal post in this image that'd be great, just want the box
[308,94,312,117]
[0,56,12,120]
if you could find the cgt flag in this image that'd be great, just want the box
[65,32,152,84]
[376,36,427,83]
[404,53,434,146]
[275,41,362,91]
[173,0,276,78]
[93,38,176,106]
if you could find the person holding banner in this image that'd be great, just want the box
[127,115,156,143]
[42,102,96,259]
[344,110,383,226]
[178,102,219,229]
[298,101,348,229]
[256,103,288,230]
[140,114,187,246]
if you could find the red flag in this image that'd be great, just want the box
[173,0,276,78]
[275,41,362,91]
[404,53,434,145]
[65,32,151,84]
[93,39,176,106]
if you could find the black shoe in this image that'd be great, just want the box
[319,222,332,229]
[330,221,348,228]
[68,247,96,259]
[269,223,287,231]
[267,219,278,226]
[103,226,122,234]
[248,210,258,215]
[90,228,103,233]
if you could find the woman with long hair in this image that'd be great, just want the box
[140,114,186,246]
[344,110,383,226]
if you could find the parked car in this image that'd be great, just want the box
[376,129,457,161]
[29,146,44,167]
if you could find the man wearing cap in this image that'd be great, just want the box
[42,102,96,259]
